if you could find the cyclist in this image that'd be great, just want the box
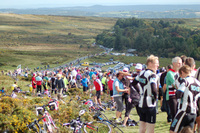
[132,55,159,133]
[170,65,200,133]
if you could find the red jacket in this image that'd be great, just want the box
[93,79,103,91]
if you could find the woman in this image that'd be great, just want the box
[113,73,129,123]
[170,65,200,133]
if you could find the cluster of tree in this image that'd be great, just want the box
[96,18,200,60]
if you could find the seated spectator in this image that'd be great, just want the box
[0,87,5,93]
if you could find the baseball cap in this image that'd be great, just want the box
[135,63,142,70]
[123,67,129,72]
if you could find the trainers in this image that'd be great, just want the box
[115,118,121,123]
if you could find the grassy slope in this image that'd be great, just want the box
[0,13,117,70]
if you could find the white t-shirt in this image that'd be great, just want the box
[115,80,119,87]
[71,70,77,77]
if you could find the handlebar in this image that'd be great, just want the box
[27,117,45,131]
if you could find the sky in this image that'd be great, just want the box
[1,0,200,9]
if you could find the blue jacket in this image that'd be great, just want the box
[113,78,124,96]
[81,78,88,87]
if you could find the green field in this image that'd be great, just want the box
[0,13,117,70]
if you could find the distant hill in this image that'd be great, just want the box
[1,5,200,18]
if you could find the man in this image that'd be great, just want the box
[51,74,57,95]
[122,63,142,127]
[132,55,159,133]
[101,74,107,93]
[55,74,64,97]
[166,57,182,120]
[92,74,103,106]
[36,73,42,94]
[43,73,49,91]
[81,74,89,94]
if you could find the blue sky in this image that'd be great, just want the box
[1,0,200,9]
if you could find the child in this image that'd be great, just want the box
[0,87,5,93]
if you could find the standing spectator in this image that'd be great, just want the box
[62,73,68,94]
[81,75,88,94]
[166,57,182,120]
[132,55,159,133]
[92,74,103,106]
[161,65,173,122]
[122,63,142,127]
[51,74,57,95]
[76,71,82,89]
[121,67,130,121]
[55,74,64,97]
[31,73,37,95]
[71,67,77,77]
[67,72,72,88]
[70,76,77,88]
[101,74,107,93]
[36,73,42,94]
[113,73,129,123]
[170,65,200,133]
[43,73,49,91]
[107,75,114,101]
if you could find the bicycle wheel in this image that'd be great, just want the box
[106,120,124,133]
[84,121,112,133]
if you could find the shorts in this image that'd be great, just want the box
[83,86,88,92]
[110,90,113,97]
[139,107,156,124]
[96,90,101,99]
[114,96,124,112]
[170,110,196,132]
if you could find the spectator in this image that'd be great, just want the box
[51,74,57,95]
[0,87,5,93]
[113,73,128,123]
[76,71,82,89]
[81,74,89,94]
[36,73,43,94]
[107,75,114,101]
[55,74,64,97]
[32,73,37,95]
[70,76,77,88]
[92,74,103,106]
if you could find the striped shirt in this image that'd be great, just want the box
[176,76,200,114]
[132,69,158,108]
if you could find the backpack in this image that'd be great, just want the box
[76,74,81,80]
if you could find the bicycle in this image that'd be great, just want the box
[27,116,46,133]
[61,110,112,133]
[36,99,58,133]
[93,109,124,133]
